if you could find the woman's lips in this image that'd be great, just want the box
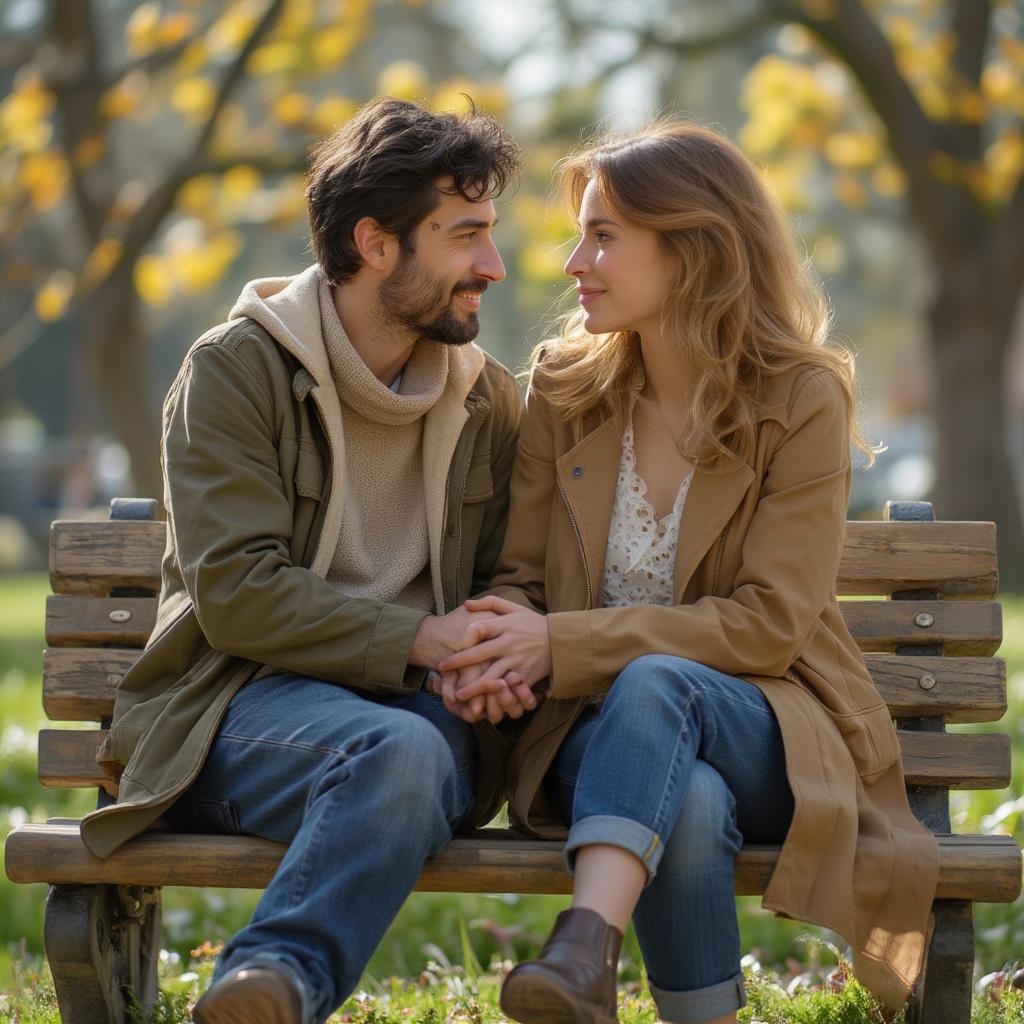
[578,288,605,307]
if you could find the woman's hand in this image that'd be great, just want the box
[429,660,540,724]
[437,596,553,700]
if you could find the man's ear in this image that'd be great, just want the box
[352,216,398,272]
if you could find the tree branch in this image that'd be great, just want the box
[769,0,964,277]
[941,0,990,169]
[49,0,112,243]
[100,17,215,91]
[115,0,286,275]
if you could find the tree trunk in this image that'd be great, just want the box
[81,270,163,506]
[928,276,1024,591]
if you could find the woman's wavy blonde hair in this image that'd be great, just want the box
[529,117,875,467]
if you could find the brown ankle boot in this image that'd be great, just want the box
[500,907,622,1024]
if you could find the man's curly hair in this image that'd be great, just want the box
[306,97,521,284]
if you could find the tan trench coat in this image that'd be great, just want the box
[488,363,939,1011]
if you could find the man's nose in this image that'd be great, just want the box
[475,239,506,283]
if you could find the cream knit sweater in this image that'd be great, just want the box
[230,265,485,616]
[319,278,442,611]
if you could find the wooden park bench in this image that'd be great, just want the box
[4,497,1022,1023]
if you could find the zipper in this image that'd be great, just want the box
[711,524,730,597]
[442,397,488,611]
[557,476,593,610]
[305,390,335,566]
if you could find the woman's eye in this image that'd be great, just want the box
[594,232,612,243]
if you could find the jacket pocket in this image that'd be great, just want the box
[463,454,493,503]
[294,441,324,500]
[826,702,901,781]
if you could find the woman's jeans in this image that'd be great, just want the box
[165,673,477,1024]
[546,655,793,1024]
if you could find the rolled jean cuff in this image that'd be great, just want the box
[649,972,747,1023]
[563,814,665,881]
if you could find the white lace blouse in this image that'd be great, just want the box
[598,417,694,609]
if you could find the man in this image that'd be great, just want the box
[78,98,532,1023]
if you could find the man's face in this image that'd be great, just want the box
[378,187,506,346]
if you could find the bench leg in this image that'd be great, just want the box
[44,883,161,1023]
[905,900,974,1024]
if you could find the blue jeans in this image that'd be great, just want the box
[166,673,477,1024]
[545,655,793,1024]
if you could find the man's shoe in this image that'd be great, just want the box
[192,963,304,1024]
[500,907,622,1024]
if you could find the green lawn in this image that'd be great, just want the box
[1,573,1022,1022]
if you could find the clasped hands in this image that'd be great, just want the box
[428,596,552,724]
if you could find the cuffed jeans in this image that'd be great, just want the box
[166,673,477,1024]
[545,655,794,1024]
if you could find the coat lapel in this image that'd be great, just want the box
[554,417,621,603]
[554,414,757,606]
[672,458,755,600]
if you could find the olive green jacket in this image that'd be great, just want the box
[80,271,522,859]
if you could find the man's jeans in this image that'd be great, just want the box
[166,673,477,1024]
[546,655,794,1024]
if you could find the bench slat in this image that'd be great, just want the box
[46,596,157,647]
[38,728,1012,792]
[43,596,1003,654]
[40,649,1008,725]
[5,823,1020,902]
[839,521,997,597]
[42,649,139,720]
[49,520,998,598]
[840,600,1001,655]
[50,520,165,596]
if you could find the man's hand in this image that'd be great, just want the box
[438,597,553,700]
[428,661,541,724]
[410,606,498,670]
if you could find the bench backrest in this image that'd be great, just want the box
[39,500,1007,830]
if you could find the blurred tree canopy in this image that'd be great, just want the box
[2,0,1023,583]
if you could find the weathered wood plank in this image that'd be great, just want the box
[41,649,1009,725]
[865,655,1006,723]
[37,728,1011,793]
[38,730,118,796]
[899,730,1011,789]
[841,601,1001,655]
[42,649,139,720]
[45,596,156,648]
[47,519,998,598]
[838,521,997,597]
[43,596,1003,654]
[5,823,1020,902]
[50,520,165,596]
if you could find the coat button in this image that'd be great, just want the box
[572,466,584,478]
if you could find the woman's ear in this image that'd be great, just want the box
[352,216,398,272]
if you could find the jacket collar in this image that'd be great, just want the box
[555,414,754,603]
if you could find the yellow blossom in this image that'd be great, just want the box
[34,271,74,321]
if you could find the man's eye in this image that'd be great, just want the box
[460,231,479,240]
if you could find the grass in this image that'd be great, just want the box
[1,572,1023,1022]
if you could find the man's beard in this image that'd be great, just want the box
[378,251,487,346]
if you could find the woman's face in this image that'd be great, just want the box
[564,178,675,338]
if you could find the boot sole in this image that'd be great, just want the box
[500,972,617,1024]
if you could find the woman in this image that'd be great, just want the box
[436,119,939,1024]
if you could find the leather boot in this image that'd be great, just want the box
[192,963,304,1024]
[500,907,622,1024]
